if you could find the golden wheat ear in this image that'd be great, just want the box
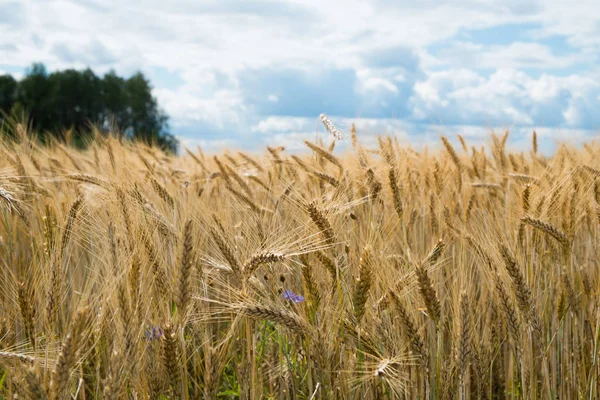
[520,216,570,247]
[50,307,89,399]
[162,324,182,397]
[304,139,344,171]
[353,246,373,324]
[306,201,337,245]
[22,365,49,400]
[177,219,195,321]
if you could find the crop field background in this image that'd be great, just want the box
[0,120,599,399]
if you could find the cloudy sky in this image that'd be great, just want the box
[1,0,599,152]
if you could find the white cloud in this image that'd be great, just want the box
[358,76,399,94]
[177,135,240,153]
[410,68,600,128]
[153,86,245,129]
[1,0,600,150]
[5,0,593,77]
[527,0,600,49]
[412,69,484,116]
[251,116,314,134]
[437,41,589,70]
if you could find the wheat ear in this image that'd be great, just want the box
[177,219,195,320]
[389,292,428,367]
[50,307,89,400]
[520,216,570,247]
[307,201,336,245]
[388,167,403,220]
[237,303,309,335]
[162,324,182,397]
[415,262,441,325]
[304,140,343,171]
[353,246,373,324]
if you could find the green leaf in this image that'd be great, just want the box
[218,389,240,397]
[0,371,6,390]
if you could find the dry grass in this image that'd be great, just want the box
[0,123,599,399]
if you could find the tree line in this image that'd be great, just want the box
[0,63,177,152]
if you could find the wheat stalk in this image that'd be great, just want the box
[353,246,373,324]
[307,201,336,245]
[22,365,49,400]
[0,351,35,365]
[304,140,343,171]
[389,292,428,367]
[59,196,83,258]
[388,167,403,220]
[415,262,441,325]
[520,216,570,247]
[17,281,36,348]
[319,113,343,140]
[457,291,470,390]
[236,303,309,335]
[65,173,110,188]
[50,307,89,399]
[177,219,195,320]
[243,251,285,278]
[162,324,182,397]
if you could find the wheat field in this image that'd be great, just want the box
[0,121,599,399]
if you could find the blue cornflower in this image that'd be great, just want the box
[145,326,164,341]
[283,290,305,303]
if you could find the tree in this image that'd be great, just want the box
[100,70,128,131]
[123,72,176,151]
[0,75,17,115]
[15,64,55,139]
[47,68,103,144]
[125,72,161,142]
[0,63,177,152]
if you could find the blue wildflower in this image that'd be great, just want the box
[145,325,164,341]
[283,290,305,303]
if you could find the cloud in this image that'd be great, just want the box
[436,41,588,70]
[239,67,358,118]
[362,46,421,70]
[409,68,600,129]
[1,0,600,150]
[150,67,184,89]
[0,1,24,27]
[170,0,316,21]
[51,39,118,66]
[154,86,245,129]
[31,34,44,49]
[562,78,600,128]
[177,135,241,153]
[251,116,313,135]
[0,43,16,52]
[528,0,600,50]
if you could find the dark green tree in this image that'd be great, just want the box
[47,68,103,144]
[0,75,17,115]
[0,63,177,152]
[15,63,55,139]
[126,73,161,142]
[123,72,176,151]
[100,70,129,130]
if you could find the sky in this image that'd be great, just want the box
[1,0,600,152]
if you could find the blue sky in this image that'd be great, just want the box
[1,0,600,152]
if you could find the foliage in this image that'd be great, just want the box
[0,63,176,152]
